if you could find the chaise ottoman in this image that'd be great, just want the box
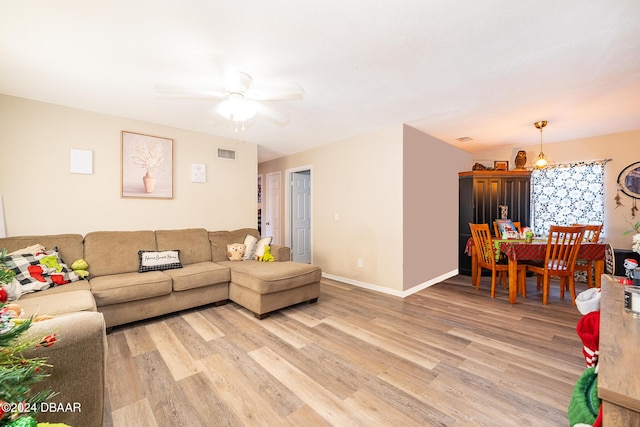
[219,260,321,318]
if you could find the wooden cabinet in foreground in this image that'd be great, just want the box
[599,274,640,424]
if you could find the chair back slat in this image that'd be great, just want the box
[572,223,603,243]
[544,225,586,274]
[470,223,496,268]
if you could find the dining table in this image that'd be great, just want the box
[465,237,607,304]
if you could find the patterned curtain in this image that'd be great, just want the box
[531,163,606,236]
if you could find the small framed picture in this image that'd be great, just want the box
[494,160,509,171]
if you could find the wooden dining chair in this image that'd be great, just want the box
[469,223,527,298]
[527,225,586,304]
[572,224,603,288]
[493,221,522,239]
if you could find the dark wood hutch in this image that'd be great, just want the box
[458,170,532,275]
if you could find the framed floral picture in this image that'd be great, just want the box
[121,131,173,199]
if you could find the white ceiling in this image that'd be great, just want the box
[1,1,639,163]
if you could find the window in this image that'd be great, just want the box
[531,163,605,236]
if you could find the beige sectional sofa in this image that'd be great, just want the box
[2,227,321,326]
[0,227,321,426]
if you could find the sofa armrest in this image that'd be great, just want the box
[25,311,107,426]
[270,245,291,261]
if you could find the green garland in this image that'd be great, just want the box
[0,249,61,426]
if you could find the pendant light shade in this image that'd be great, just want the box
[534,120,548,168]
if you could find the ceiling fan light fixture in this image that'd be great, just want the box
[533,120,548,169]
[216,93,257,123]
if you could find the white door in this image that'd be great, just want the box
[291,170,311,263]
[265,171,281,244]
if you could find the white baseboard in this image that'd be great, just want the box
[322,269,459,298]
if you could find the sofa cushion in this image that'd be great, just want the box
[84,230,156,277]
[155,228,211,265]
[18,290,97,316]
[162,261,230,292]
[218,260,321,294]
[138,249,183,272]
[209,228,260,262]
[89,271,172,306]
[19,280,91,298]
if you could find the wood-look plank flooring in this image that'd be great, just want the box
[104,275,590,426]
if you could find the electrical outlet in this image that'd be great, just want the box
[357,258,363,268]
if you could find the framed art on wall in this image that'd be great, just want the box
[121,131,173,199]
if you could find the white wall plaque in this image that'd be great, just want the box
[191,163,206,183]
[70,148,93,174]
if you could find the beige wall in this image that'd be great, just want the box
[260,125,406,292]
[472,130,640,249]
[259,124,473,294]
[403,125,471,290]
[0,95,257,236]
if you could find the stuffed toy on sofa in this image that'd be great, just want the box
[227,244,246,261]
[258,246,275,262]
[71,259,90,279]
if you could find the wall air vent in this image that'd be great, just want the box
[217,148,236,160]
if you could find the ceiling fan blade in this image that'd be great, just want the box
[255,102,290,126]
[248,83,305,101]
[154,85,228,100]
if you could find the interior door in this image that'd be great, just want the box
[291,170,311,263]
[265,171,281,244]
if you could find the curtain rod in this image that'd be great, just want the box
[534,158,612,169]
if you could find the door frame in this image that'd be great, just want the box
[285,165,313,262]
[265,171,281,244]
[257,173,263,234]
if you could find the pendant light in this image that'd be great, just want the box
[534,120,548,168]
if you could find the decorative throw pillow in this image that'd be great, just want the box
[138,250,183,273]
[242,234,259,260]
[254,237,273,259]
[227,243,246,261]
[9,244,45,256]
[495,219,519,239]
[3,248,79,298]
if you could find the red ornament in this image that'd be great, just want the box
[0,287,7,303]
[37,334,57,347]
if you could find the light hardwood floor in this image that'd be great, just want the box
[104,275,589,426]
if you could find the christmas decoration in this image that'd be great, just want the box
[7,416,37,427]
[0,249,59,427]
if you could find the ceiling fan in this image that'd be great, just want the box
[155,70,304,130]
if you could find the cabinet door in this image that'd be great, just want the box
[501,177,531,227]
[473,177,502,225]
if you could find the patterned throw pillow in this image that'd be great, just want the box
[242,234,258,260]
[138,250,183,273]
[4,248,79,297]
